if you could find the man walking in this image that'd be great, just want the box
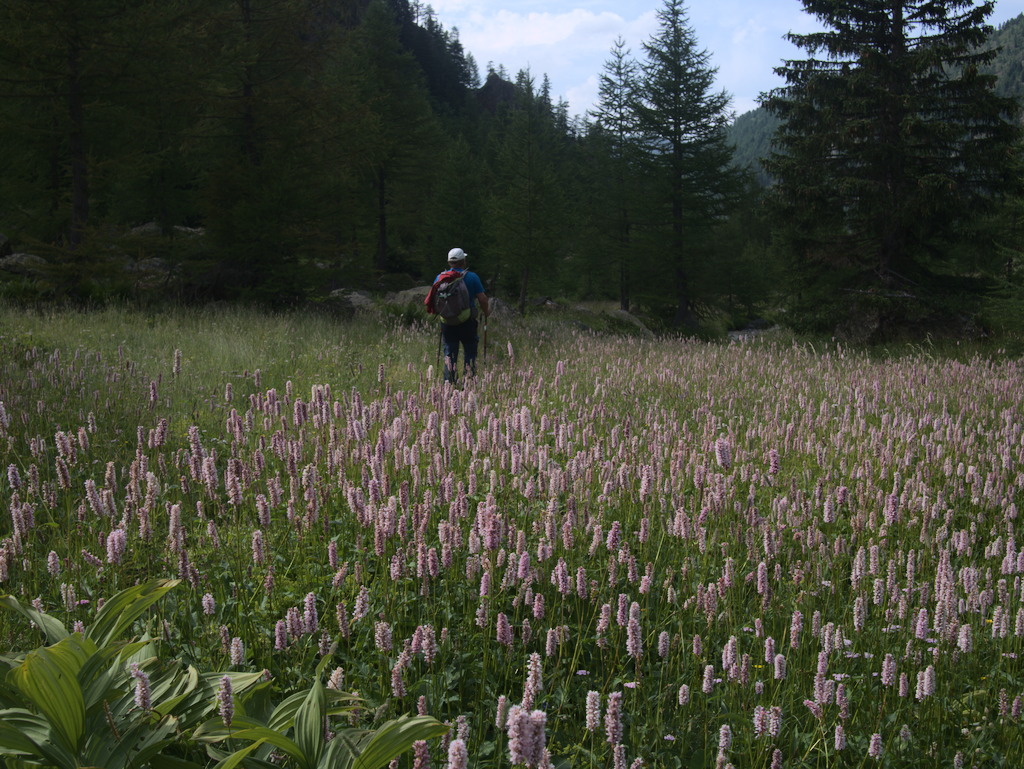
[434,247,489,383]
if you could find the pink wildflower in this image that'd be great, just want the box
[507,706,547,768]
[585,691,601,731]
[604,692,623,745]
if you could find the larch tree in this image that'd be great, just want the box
[762,0,1021,335]
[633,0,743,327]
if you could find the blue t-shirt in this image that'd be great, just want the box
[435,269,484,312]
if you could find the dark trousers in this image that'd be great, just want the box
[441,317,478,382]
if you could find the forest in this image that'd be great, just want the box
[1,0,1023,342]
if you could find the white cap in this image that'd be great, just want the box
[448,247,467,263]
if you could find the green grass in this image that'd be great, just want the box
[1,303,1022,769]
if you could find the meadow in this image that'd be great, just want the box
[0,305,1022,769]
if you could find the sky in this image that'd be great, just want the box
[427,0,1024,119]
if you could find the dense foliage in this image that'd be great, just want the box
[762,0,1022,339]
[1,306,1023,768]
[1,0,1023,339]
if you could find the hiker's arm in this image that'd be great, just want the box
[477,293,490,318]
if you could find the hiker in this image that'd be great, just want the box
[429,247,489,383]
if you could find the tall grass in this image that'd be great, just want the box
[1,303,1022,768]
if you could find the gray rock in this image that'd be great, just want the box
[488,297,513,319]
[387,286,431,306]
[129,222,163,237]
[328,289,375,315]
[128,222,205,238]
[0,253,48,275]
[607,308,654,338]
[128,257,173,288]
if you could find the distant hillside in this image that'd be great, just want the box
[728,108,780,183]
[728,12,1024,182]
[985,13,1024,100]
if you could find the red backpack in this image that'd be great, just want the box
[425,269,472,324]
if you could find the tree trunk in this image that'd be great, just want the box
[670,184,696,328]
[619,216,631,311]
[376,167,389,271]
[619,258,630,312]
[517,265,530,315]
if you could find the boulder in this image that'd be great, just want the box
[328,289,375,315]
[128,257,173,288]
[0,253,48,276]
[607,308,654,338]
[386,286,431,307]
[129,222,163,237]
[529,296,559,308]
[488,297,514,319]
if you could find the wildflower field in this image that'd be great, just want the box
[1,306,1022,769]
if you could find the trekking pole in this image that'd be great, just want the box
[436,326,442,375]
[483,316,488,359]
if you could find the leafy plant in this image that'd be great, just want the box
[0,579,263,769]
[194,663,448,769]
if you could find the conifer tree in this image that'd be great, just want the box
[587,37,643,311]
[763,0,1021,334]
[633,0,743,327]
[353,0,444,273]
[486,70,567,313]
[0,0,201,253]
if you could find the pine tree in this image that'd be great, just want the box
[486,70,567,313]
[0,0,201,252]
[352,0,444,274]
[193,0,357,300]
[763,0,1022,335]
[587,37,643,311]
[633,0,743,327]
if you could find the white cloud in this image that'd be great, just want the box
[458,9,642,59]
[435,0,1024,118]
[566,74,601,117]
[451,7,657,115]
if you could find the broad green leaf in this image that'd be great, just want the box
[212,738,268,769]
[0,709,78,769]
[266,688,359,734]
[10,643,86,753]
[194,722,304,761]
[86,579,179,648]
[154,664,202,719]
[351,715,448,769]
[199,670,266,697]
[266,690,309,732]
[194,715,270,740]
[0,595,69,644]
[0,708,53,742]
[321,731,365,769]
[293,680,326,769]
[314,651,336,678]
[83,713,179,769]
[0,713,45,753]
